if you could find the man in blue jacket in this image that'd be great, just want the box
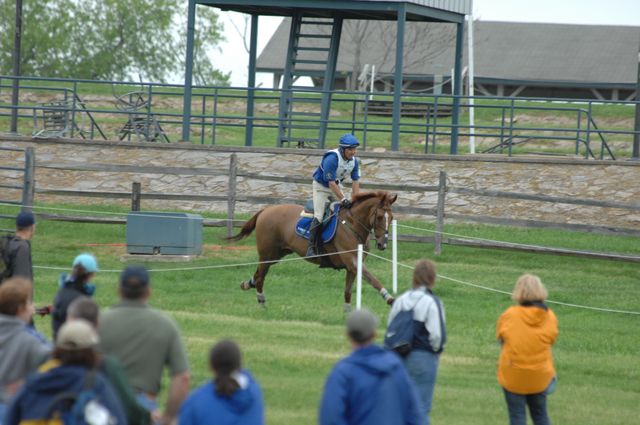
[319,308,423,425]
[307,134,361,257]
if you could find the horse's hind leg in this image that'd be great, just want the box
[251,261,274,306]
[344,270,356,313]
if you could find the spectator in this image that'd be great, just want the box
[0,278,51,422]
[497,274,558,425]
[319,308,422,425]
[386,259,446,425]
[68,296,152,425]
[179,340,264,425]
[99,265,190,424]
[4,319,126,424]
[51,253,99,339]
[1,211,36,284]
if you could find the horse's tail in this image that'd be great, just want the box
[225,209,264,242]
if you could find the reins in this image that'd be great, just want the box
[340,202,380,244]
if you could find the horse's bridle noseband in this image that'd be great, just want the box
[342,205,390,248]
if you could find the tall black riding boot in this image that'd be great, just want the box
[306,218,322,257]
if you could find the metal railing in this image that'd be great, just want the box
[1,75,638,159]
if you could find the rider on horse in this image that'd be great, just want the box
[307,134,361,257]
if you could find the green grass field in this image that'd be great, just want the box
[1,203,639,424]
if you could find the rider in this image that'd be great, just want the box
[307,134,361,257]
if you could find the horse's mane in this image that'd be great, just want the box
[351,191,388,206]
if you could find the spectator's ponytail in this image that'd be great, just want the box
[210,339,242,397]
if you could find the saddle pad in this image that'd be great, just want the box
[295,206,340,243]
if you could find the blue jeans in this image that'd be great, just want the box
[404,349,439,425]
[503,389,551,425]
[0,402,5,425]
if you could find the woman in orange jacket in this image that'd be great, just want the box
[497,274,558,425]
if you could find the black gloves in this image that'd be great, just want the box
[341,198,352,209]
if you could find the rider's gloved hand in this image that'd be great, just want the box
[341,198,352,209]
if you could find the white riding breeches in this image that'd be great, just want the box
[312,180,336,222]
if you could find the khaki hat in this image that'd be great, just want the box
[56,319,99,350]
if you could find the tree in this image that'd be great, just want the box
[340,20,456,91]
[0,0,229,85]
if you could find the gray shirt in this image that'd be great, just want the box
[98,299,189,395]
[7,237,33,282]
[0,314,51,403]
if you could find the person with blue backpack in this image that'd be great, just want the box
[385,259,446,425]
[4,319,126,425]
[307,134,361,257]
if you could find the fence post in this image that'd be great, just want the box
[227,153,238,238]
[21,147,35,212]
[434,170,447,255]
[131,182,141,212]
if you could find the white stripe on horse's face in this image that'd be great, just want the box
[384,211,389,231]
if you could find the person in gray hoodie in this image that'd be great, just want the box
[0,277,51,421]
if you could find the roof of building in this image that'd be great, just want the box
[257,20,640,87]
[200,0,468,22]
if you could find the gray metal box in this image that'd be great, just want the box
[126,212,203,255]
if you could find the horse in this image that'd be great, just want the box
[225,191,398,310]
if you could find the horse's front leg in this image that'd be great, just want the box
[344,270,356,313]
[361,265,394,305]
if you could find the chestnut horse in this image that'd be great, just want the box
[226,191,397,310]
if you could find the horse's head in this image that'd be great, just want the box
[371,192,397,250]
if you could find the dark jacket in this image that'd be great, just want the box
[179,370,264,425]
[4,362,126,425]
[5,237,32,282]
[51,273,95,339]
[319,344,423,425]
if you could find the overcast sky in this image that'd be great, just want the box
[205,0,640,87]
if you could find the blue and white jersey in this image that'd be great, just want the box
[312,149,360,188]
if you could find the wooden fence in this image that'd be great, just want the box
[10,152,640,263]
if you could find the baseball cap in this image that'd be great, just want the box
[120,265,150,289]
[56,319,99,350]
[16,211,35,228]
[72,253,99,273]
[346,308,379,343]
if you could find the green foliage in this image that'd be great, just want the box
[0,1,229,85]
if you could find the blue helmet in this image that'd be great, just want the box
[339,134,360,148]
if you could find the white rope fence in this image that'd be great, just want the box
[396,222,637,258]
[4,203,638,314]
[366,246,640,316]
[33,249,358,273]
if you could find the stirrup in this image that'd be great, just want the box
[306,246,317,257]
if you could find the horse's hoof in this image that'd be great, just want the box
[256,293,266,306]
[240,281,251,291]
[344,303,352,314]
[386,296,395,306]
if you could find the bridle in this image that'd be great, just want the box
[341,202,390,248]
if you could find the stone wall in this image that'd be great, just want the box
[1,137,639,230]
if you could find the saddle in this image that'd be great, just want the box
[295,201,340,244]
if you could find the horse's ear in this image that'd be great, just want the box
[389,193,398,205]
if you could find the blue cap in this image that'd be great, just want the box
[72,253,99,273]
[120,265,150,288]
[16,211,35,228]
[339,134,360,148]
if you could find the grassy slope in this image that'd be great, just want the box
[1,202,638,425]
[1,81,635,156]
